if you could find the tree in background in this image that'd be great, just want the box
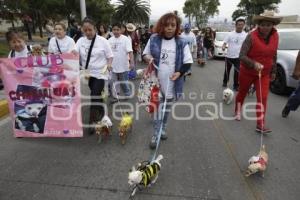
[113,0,150,25]
[183,0,220,29]
[0,0,114,38]
[232,0,281,25]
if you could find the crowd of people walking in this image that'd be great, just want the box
[0,10,299,149]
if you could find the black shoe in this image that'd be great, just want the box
[186,72,192,76]
[222,83,227,87]
[233,87,239,91]
[282,106,290,118]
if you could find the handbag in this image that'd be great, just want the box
[137,63,160,112]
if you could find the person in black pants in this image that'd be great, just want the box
[222,18,247,91]
[74,18,113,133]
[282,50,300,117]
[223,58,240,90]
[88,78,105,122]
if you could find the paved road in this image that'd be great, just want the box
[0,59,299,200]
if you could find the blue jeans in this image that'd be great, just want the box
[153,97,173,136]
[112,71,131,97]
[286,81,300,111]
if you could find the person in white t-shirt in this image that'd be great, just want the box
[48,22,75,54]
[143,13,193,149]
[222,18,247,91]
[180,23,196,75]
[0,30,32,90]
[74,18,113,132]
[108,23,134,101]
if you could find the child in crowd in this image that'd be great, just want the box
[108,23,134,101]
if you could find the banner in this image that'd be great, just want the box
[0,53,83,137]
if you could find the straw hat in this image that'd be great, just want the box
[126,23,136,32]
[252,10,283,25]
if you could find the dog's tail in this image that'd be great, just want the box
[155,154,163,162]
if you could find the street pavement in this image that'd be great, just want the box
[0,59,299,200]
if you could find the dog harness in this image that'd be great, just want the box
[138,162,160,187]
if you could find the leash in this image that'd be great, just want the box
[150,65,170,162]
[258,71,264,149]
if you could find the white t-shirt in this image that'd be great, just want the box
[143,37,193,99]
[8,45,31,58]
[108,35,133,73]
[180,32,197,52]
[75,35,113,80]
[48,35,75,53]
[224,31,247,58]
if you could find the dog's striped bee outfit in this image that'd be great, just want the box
[137,161,160,187]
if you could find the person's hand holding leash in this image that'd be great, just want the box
[170,72,181,81]
[254,62,264,72]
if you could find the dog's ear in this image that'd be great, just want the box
[130,166,136,172]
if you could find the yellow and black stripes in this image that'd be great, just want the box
[141,163,160,187]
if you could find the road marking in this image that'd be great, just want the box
[211,118,263,200]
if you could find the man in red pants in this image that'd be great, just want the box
[235,11,283,133]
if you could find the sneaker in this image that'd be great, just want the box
[281,106,290,118]
[256,126,272,134]
[235,112,241,121]
[161,131,168,140]
[110,98,118,104]
[149,136,157,149]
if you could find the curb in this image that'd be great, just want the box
[0,99,9,118]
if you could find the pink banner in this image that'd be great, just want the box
[0,53,83,137]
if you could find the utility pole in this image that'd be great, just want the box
[80,0,87,20]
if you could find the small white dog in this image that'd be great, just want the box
[245,145,268,177]
[223,88,234,104]
[136,69,144,79]
[95,115,113,143]
[128,154,163,197]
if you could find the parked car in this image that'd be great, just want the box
[270,29,300,95]
[214,32,229,58]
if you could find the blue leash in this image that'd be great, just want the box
[150,64,170,162]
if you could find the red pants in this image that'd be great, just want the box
[235,71,270,128]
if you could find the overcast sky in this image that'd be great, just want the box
[111,0,300,21]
